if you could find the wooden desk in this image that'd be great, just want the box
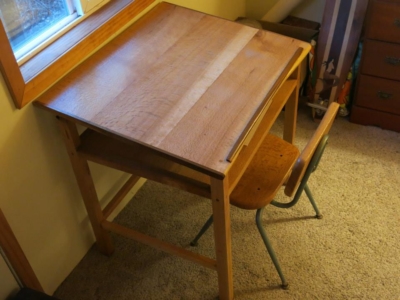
[34,3,310,299]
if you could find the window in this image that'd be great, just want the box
[0,0,107,62]
[0,0,156,109]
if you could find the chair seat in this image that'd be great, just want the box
[230,134,300,210]
[191,103,339,288]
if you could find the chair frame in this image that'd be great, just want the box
[190,135,330,288]
[191,103,339,289]
[271,134,330,217]
[255,134,330,288]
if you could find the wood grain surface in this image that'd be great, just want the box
[35,2,309,177]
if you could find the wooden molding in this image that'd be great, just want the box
[0,0,156,109]
[0,21,25,105]
[0,208,43,292]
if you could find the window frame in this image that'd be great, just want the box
[0,0,157,109]
[1,0,81,62]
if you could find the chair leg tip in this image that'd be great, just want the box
[281,283,289,290]
[190,241,198,247]
[316,214,323,219]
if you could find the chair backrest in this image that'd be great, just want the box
[284,102,339,197]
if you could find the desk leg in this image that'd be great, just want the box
[210,177,234,300]
[283,66,300,143]
[57,117,114,255]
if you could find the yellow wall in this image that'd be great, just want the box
[0,255,19,299]
[165,0,246,20]
[246,0,325,23]
[0,72,146,293]
[0,0,246,295]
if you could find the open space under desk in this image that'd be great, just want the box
[34,2,311,299]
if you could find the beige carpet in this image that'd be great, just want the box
[54,104,400,300]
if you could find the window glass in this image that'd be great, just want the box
[0,0,77,59]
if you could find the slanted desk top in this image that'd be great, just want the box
[34,2,310,178]
[33,3,311,299]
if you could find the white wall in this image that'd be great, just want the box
[0,0,246,295]
[246,0,325,23]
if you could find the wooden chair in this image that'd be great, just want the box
[190,102,340,289]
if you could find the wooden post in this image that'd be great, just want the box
[283,66,300,143]
[210,177,234,300]
[57,117,114,255]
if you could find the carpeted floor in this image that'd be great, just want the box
[54,104,400,300]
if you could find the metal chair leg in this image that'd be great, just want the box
[190,215,213,246]
[304,183,322,219]
[256,208,288,289]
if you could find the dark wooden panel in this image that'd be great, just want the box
[350,105,400,132]
[355,75,400,114]
[367,0,400,43]
[361,40,400,81]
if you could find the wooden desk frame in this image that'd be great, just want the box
[32,3,312,298]
[54,66,301,299]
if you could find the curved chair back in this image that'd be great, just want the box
[284,102,339,197]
